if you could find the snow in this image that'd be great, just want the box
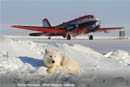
[6,36,129,54]
[0,36,130,87]
[105,50,130,65]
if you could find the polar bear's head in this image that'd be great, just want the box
[44,48,62,68]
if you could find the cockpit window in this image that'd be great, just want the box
[88,16,94,18]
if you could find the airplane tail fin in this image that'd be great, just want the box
[42,18,51,28]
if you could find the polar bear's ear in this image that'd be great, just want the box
[45,49,47,53]
[45,48,49,53]
[54,49,59,53]
[45,48,59,53]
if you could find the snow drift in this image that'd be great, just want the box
[0,36,130,87]
[105,50,130,65]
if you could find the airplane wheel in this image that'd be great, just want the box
[48,36,51,39]
[67,35,71,40]
[89,35,93,40]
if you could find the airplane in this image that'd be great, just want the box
[11,15,123,40]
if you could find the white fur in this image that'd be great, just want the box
[43,48,81,74]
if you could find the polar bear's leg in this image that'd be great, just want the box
[46,66,59,74]
[60,67,73,74]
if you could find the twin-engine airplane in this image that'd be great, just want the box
[11,15,123,40]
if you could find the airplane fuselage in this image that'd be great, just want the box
[54,15,99,32]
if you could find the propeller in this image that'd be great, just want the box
[96,19,101,29]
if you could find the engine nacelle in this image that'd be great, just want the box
[63,34,66,38]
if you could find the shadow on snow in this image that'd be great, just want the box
[19,56,46,67]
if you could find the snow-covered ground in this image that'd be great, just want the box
[0,36,130,87]
[6,36,129,54]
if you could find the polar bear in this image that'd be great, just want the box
[43,48,81,74]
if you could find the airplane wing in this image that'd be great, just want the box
[11,25,66,34]
[69,27,124,37]
[96,27,124,33]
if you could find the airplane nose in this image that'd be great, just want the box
[96,18,99,21]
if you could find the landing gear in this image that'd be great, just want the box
[48,36,51,39]
[67,34,71,40]
[89,35,93,40]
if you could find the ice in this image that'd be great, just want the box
[0,36,130,87]
[105,50,130,65]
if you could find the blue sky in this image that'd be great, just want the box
[0,0,129,36]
